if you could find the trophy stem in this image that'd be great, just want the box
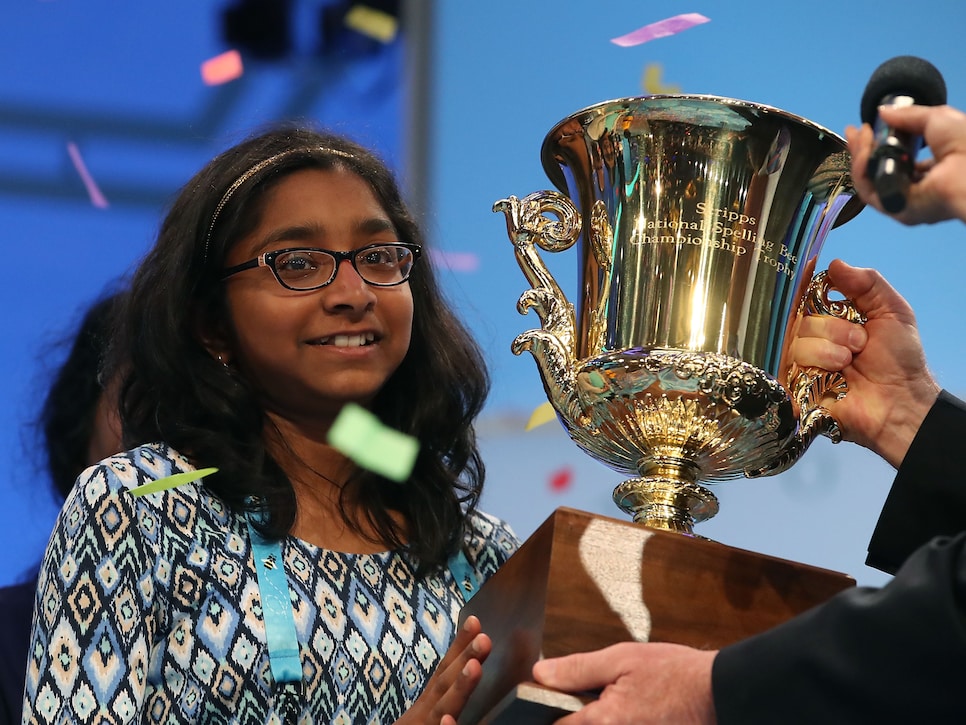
[612,458,719,536]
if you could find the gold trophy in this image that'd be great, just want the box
[459,96,865,723]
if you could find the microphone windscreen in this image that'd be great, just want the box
[860,55,947,124]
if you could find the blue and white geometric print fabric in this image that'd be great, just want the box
[23,443,519,723]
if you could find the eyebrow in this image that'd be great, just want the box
[249,217,398,256]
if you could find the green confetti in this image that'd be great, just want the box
[328,403,419,482]
[129,467,219,497]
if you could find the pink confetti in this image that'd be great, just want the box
[428,249,480,273]
[66,142,108,209]
[548,466,574,493]
[201,50,244,86]
[611,13,710,47]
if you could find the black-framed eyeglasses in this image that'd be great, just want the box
[221,242,422,291]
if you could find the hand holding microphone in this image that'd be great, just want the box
[849,56,966,224]
[858,55,946,214]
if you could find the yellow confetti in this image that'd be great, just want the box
[525,402,557,431]
[642,63,681,94]
[345,4,398,43]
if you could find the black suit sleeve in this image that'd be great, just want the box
[712,532,966,724]
[712,391,966,722]
[866,390,966,573]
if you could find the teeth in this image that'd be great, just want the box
[320,332,375,347]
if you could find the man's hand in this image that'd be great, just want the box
[789,259,940,467]
[531,641,717,724]
[846,104,966,225]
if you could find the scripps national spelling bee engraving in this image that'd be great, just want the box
[496,95,866,534]
[632,203,801,279]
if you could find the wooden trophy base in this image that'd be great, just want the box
[458,507,855,723]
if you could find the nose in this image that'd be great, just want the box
[322,259,376,312]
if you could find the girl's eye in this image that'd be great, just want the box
[275,250,329,279]
[359,248,395,266]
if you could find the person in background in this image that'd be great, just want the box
[23,126,519,723]
[0,292,123,724]
[527,103,966,723]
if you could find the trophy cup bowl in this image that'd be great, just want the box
[495,95,866,535]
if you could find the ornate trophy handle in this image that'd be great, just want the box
[749,270,867,477]
[493,191,579,350]
[493,191,613,429]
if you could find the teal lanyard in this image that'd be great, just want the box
[448,549,479,601]
[247,507,479,689]
[246,516,302,685]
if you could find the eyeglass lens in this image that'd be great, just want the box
[274,245,414,289]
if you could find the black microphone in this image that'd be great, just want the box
[860,55,947,213]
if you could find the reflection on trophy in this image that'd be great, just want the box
[459,96,866,723]
[496,94,866,535]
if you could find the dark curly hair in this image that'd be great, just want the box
[111,125,489,572]
[38,292,123,500]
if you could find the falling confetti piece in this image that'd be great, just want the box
[525,401,557,431]
[548,466,574,492]
[130,468,219,497]
[428,249,480,273]
[611,13,710,47]
[345,4,398,43]
[642,63,681,94]
[328,403,419,482]
[201,49,244,86]
[66,142,109,208]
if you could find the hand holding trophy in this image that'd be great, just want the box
[459,96,866,723]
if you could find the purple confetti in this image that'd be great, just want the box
[611,13,710,47]
[428,249,480,272]
[67,142,109,208]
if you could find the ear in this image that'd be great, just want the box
[193,307,235,367]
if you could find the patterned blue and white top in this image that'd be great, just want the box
[23,443,519,723]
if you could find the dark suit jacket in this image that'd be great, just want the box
[0,578,36,725]
[712,390,966,723]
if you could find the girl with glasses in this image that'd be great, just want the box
[24,127,518,723]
